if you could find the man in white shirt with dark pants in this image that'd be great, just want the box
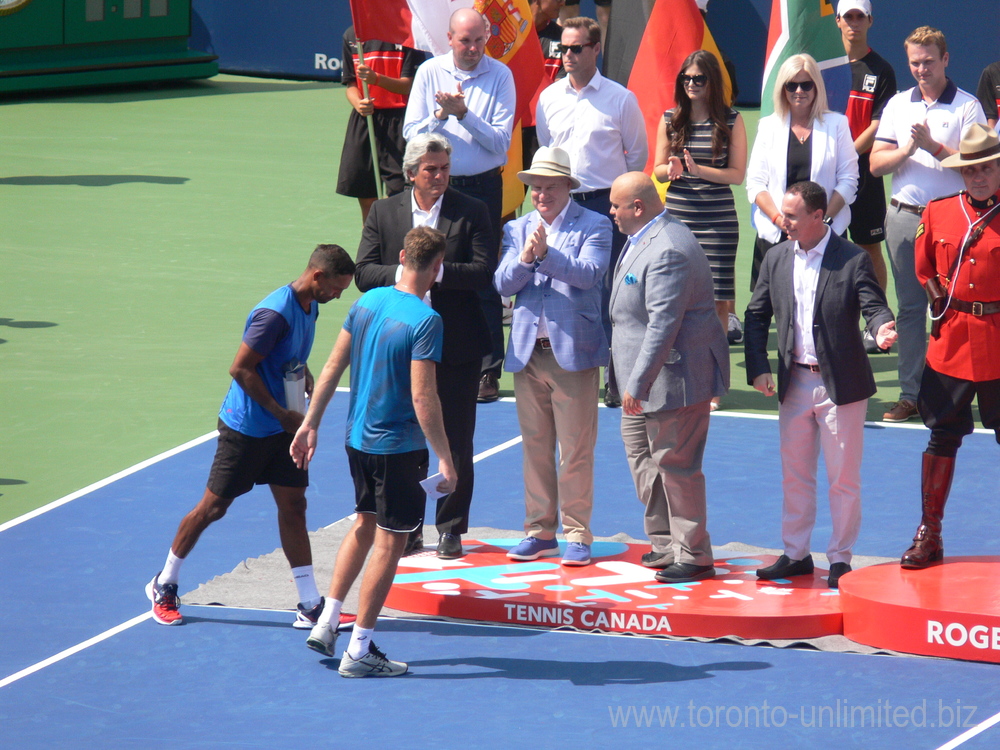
[536,15,647,406]
[870,25,985,423]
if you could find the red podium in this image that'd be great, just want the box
[387,539,843,640]
[840,557,1000,663]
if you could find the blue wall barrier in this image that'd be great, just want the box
[191,0,998,104]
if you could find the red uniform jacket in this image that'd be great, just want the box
[915,190,1000,381]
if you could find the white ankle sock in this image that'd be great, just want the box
[291,565,322,610]
[317,598,343,628]
[347,626,374,660]
[160,550,184,585]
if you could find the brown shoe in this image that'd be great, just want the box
[901,452,954,569]
[477,372,500,403]
[883,399,919,422]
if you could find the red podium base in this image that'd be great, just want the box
[841,557,1000,663]
[387,539,842,640]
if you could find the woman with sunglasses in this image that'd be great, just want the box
[654,50,747,409]
[746,53,859,291]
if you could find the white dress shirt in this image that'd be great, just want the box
[394,192,445,302]
[535,70,648,192]
[403,53,515,176]
[792,227,832,366]
[520,199,572,338]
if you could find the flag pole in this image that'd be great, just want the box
[355,45,385,200]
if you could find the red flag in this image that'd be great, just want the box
[624,0,732,173]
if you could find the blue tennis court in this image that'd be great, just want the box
[2,400,1000,748]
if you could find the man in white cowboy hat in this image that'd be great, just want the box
[494,146,612,566]
[901,122,1000,569]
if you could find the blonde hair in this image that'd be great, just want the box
[905,26,947,58]
[773,54,829,123]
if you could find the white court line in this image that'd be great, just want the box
[0,431,219,534]
[0,612,152,689]
[937,710,1000,749]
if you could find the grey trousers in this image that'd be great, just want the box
[885,204,928,403]
[620,402,713,566]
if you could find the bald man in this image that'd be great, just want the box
[608,172,730,583]
[403,8,516,402]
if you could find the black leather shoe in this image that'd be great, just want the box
[436,533,464,559]
[477,373,500,403]
[402,530,423,556]
[756,554,814,580]
[654,562,715,583]
[603,384,621,408]
[827,562,851,589]
[641,551,674,569]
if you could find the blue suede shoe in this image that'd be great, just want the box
[506,536,560,561]
[561,542,591,567]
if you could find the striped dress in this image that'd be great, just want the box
[663,108,740,301]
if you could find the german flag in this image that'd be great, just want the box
[605,0,732,175]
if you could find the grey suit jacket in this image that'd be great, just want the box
[743,231,894,405]
[609,211,729,412]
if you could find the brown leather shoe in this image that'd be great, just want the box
[477,372,499,403]
[883,399,919,422]
[900,453,954,569]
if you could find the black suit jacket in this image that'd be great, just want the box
[743,232,894,405]
[355,187,495,366]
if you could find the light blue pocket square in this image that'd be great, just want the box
[624,273,637,286]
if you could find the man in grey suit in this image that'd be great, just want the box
[608,172,729,584]
[744,181,897,589]
[495,147,612,567]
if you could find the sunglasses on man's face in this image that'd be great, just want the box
[680,74,708,87]
[784,80,816,93]
[557,42,596,55]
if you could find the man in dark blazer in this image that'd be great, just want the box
[744,180,897,588]
[355,132,495,559]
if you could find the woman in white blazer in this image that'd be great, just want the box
[746,53,859,290]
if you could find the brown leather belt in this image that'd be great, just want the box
[795,362,821,373]
[948,299,1000,316]
[890,198,926,216]
[535,337,552,350]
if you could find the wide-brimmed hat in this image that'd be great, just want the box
[941,123,1000,169]
[517,146,581,190]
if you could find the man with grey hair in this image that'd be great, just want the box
[404,7,516,403]
[355,132,495,560]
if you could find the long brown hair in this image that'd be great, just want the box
[667,50,732,161]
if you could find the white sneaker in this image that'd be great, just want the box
[306,622,338,658]
[727,313,744,345]
[338,642,407,678]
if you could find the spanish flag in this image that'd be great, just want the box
[605,0,732,175]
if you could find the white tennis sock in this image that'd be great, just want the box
[347,625,375,660]
[160,550,183,585]
[291,565,322,610]
[317,598,343,628]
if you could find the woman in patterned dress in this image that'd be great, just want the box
[654,50,747,409]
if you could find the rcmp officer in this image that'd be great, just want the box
[901,123,1000,569]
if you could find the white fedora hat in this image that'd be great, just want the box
[517,146,581,190]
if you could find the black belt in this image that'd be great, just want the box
[795,362,821,373]
[450,167,501,187]
[535,338,552,350]
[948,299,1000,316]
[572,187,611,202]
[890,198,926,216]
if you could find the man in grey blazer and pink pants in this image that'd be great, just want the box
[608,172,730,584]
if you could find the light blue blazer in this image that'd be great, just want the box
[494,201,612,373]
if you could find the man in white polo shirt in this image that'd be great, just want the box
[536,15,648,407]
[870,26,986,423]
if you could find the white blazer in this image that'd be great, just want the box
[746,110,859,243]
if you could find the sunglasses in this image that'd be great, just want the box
[680,74,708,87]
[784,80,816,93]
[557,42,596,55]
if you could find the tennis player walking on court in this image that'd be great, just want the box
[292,226,456,678]
[145,245,356,627]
